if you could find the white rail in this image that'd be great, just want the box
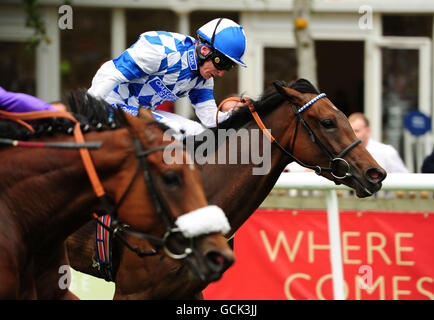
[273,173,434,300]
[275,172,434,191]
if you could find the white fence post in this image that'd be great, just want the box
[325,189,345,300]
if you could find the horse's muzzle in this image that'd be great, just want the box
[204,249,235,282]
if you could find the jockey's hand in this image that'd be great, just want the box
[220,99,244,113]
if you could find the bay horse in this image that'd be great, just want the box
[67,79,386,299]
[0,91,234,299]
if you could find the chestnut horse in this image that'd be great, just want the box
[0,91,233,299]
[67,79,386,299]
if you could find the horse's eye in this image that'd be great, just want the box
[321,119,336,129]
[162,171,182,187]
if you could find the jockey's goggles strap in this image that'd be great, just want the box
[210,18,224,47]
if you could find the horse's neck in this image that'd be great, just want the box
[198,105,293,233]
[0,131,125,249]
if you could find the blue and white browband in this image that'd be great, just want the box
[298,93,327,113]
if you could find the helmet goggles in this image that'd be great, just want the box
[209,50,236,71]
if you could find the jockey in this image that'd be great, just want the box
[0,87,57,113]
[88,18,247,138]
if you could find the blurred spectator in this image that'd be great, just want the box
[348,112,409,173]
[421,149,434,173]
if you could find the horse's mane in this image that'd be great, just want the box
[66,89,129,129]
[183,78,319,144]
[0,90,128,140]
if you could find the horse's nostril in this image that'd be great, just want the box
[366,167,386,182]
[205,251,232,272]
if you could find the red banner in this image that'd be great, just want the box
[203,209,434,300]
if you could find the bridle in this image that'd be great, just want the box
[0,110,200,260]
[246,92,363,184]
[94,140,194,260]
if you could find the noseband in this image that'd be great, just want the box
[247,93,361,183]
[95,138,230,261]
[94,141,182,258]
[94,140,204,260]
[0,110,221,261]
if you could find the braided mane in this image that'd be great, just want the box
[0,90,128,140]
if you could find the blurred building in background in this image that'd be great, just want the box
[1,0,433,171]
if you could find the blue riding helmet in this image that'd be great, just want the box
[197,18,247,68]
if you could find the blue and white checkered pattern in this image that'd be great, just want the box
[103,31,214,115]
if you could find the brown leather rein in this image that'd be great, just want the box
[0,110,189,257]
[215,95,363,184]
[0,110,106,197]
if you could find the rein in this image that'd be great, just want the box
[244,94,362,183]
[0,110,107,196]
[0,110,192,259]
[216,96,244,128]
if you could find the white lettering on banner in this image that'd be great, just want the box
[416,277,434,300]
[260,230,303,262]
[257,227,432,299]
[355,275,385,300]
[259,230,416,265]
[343,232,362,264]
[395,233,415,266]
[284,273,433,300]
[284,273,311,300]
[367,232,392,265]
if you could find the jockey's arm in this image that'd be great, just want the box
[0,87,57,112]
[88,34,164,100]
[189,82,233,128]
[192,99,233,128]
[88,61,128,99]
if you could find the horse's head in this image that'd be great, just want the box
[273,80,386,197]
[102,106,234,283]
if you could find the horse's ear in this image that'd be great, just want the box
[273,81,304,106]
[137,107,156,124]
